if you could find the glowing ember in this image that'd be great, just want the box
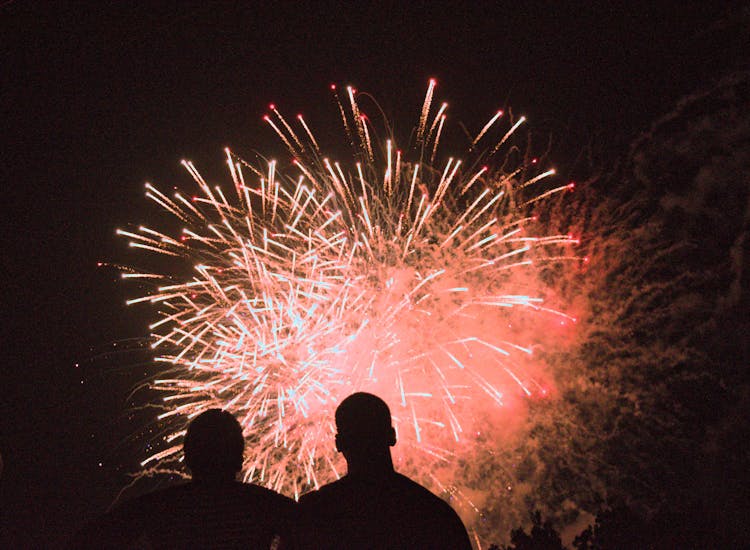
[119,81,578,501]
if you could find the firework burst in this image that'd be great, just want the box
[119,80,578,504]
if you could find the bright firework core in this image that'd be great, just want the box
[119,81,578,503]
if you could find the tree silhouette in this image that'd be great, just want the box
[572,504,651,550]
[497,510,565,550]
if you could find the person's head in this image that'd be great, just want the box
[183,409,245,480]
[335,393,396,458]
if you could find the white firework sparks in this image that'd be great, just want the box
[119,80,579,503]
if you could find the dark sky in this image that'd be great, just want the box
[1,2,742,546]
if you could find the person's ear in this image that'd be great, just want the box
[387,427,396,447]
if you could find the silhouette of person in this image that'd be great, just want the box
[70,409,295,549]
[294,392,472,549]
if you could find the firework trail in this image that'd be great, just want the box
[119,81,579,507]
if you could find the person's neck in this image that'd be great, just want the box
[345,449,395,478]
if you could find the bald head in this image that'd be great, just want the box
[335,393,396,453]
[184,409,244,480]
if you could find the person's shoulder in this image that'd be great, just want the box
[143,481,294,510]
[123,481,193,508]
[238,481,295,500]
[67,485,183,549]
[395,474,462,514]
[298,478,348,507]
[228,481,296,510]
[141,480,192,499]
[394,474,472,548]
[393,472,441,497]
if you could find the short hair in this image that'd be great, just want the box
[335,392,395,447]
[183,409,245,477]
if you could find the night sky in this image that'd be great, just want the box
[2,2,746,547]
